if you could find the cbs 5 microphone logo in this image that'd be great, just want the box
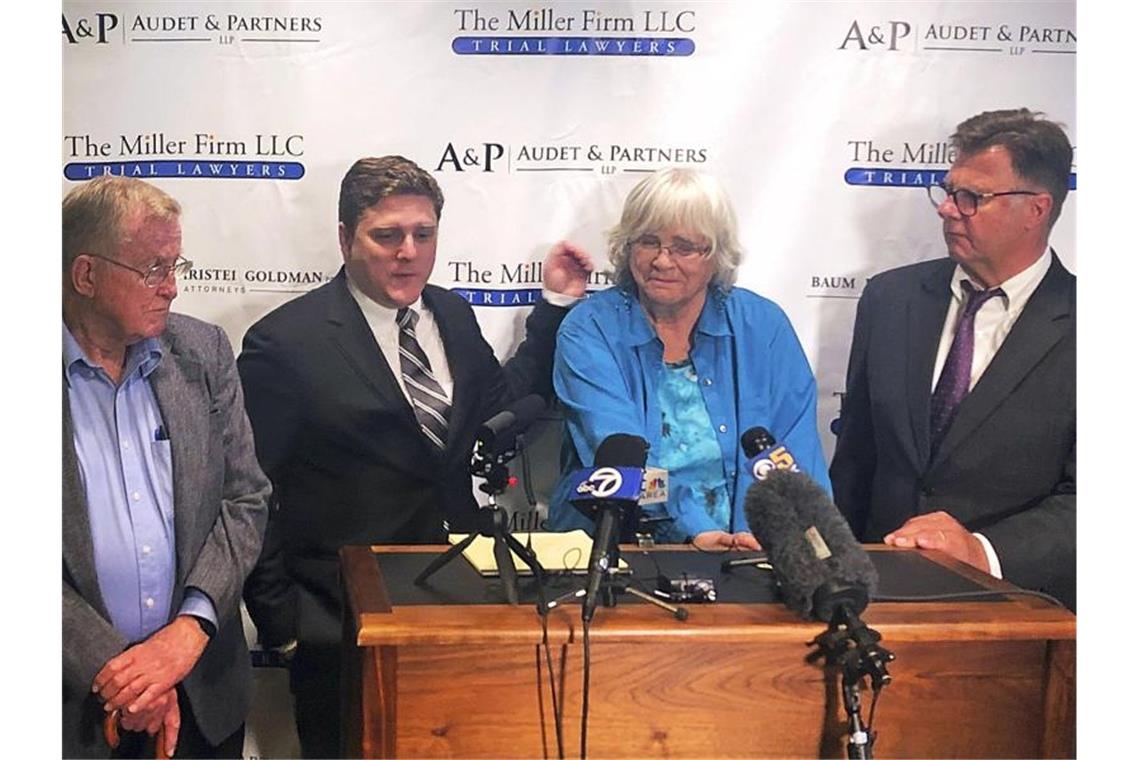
[751,445,800,481]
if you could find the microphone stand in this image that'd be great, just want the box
[414,434,546,605]
[578,512,689,622]
[808,604,895,760]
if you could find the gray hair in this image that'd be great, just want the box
[607,168,743,290]
[62,175,181,270]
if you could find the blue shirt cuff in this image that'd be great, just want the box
[178,588,218,631]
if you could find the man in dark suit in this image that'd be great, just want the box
[831,109,1075,610]
[63,176,270,757]
[238,155,593,756]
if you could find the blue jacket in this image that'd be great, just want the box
[548,284,832,539]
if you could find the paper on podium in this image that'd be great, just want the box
[447,530,630,576]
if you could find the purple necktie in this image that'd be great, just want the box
[930,280,1004,453]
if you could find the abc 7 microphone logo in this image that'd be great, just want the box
[577,467,624,498]
[751,446,799,481]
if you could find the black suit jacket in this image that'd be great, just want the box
[830,254,1076,609]
[238,269,566,646]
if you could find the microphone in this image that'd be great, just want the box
[470,394,547,494]
[740,425,801,482]
[579,434,649,623]
[743,468,877,623]
[474,394,546,454]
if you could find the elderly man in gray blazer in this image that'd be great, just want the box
[62,175,269,758]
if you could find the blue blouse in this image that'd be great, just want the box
[654,359,731,541]
[546,284,832,540]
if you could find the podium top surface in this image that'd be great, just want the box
[342,544,1075,647]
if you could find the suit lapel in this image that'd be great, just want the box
[325,271,419,430]
[149,332,206,587]
[931,254,1074,471]
[906,262,953,468]
[424,286,475,462]
[62,375,111,619]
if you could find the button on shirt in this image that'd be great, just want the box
[928,248,1052,579]
[64,324,216,642]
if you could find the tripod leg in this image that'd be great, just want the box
[503,532,546,580]
[492,532,520,605]
[414,533,477,585]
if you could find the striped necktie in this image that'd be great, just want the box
[397,307,450,449]
[929,280,1005,454]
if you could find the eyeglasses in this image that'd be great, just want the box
[87,253,194,287]
[927,182,1041,217]
[631,234,713,260]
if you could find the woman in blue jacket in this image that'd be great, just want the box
[547,168,831,549]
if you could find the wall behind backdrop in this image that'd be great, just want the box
[62,0,1075,515]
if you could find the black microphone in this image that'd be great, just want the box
[744,468,877,623]
[581,434,649,623]
[741,425,802,482]
[740,426,777,459]
[474,394,546,454]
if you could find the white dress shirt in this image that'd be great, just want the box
[930,246,1052,578]
[346,275,455,406]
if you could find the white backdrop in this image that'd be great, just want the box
[62,2,1076,452]
[62,2,1075,753]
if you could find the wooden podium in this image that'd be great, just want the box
[340,545,1074,758]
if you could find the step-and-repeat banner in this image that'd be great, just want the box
[63,0,1076,519]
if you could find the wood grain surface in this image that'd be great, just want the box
[341,545,1075,758]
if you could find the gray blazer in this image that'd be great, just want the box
[63,314,270,757]
[831,254,1076,609]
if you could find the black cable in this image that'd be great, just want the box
[642,549,664,578]
[867,683,881,735]
[539,606,565,759]
[520,435,537,507]
[579,619,591,760]
[873,588,1064,607]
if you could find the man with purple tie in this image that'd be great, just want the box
[830,109,1075,610]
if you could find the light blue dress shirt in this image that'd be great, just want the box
[64,324,216,642]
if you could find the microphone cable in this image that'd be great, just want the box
[873,588,1065,607]
[538,601,566,759]
[579,618,592,760]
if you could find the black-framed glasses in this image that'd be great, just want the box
[927,182,1041,217]
[631,234,713,260]
[87,253,194,287]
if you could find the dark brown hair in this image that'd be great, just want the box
[337,155,445,233]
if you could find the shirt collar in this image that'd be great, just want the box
[949,245,1051,311]
[63,322,164,386]
[619,285,731,345]
[345,273,425,325]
